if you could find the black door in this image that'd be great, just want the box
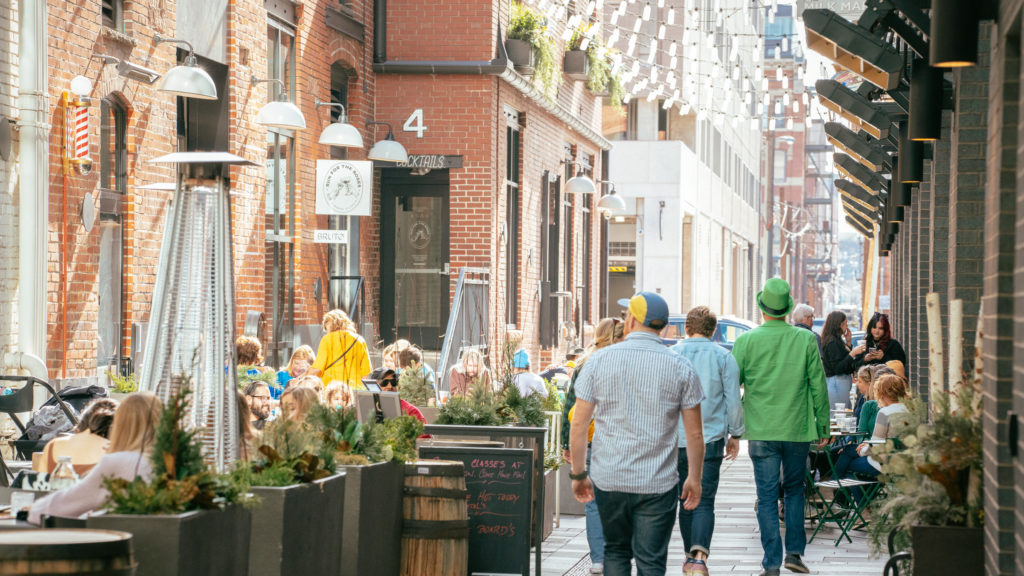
[380,170,450,349]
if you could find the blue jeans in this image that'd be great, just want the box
[677,438,725,557]
[827,374,853,409]
[585,446,605,563]
[749,440,809,570]
[593,485,678,576]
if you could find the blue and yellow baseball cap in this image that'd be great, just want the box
[617,291,670,328]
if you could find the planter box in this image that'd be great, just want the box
[248,473,346,576]
[506,38,535,75]
[910,525,983,576]
[108,392,134,403]
[339,461,403,576]
[542,468,556,540]
[87,505,251,576]
[564,50,589,82]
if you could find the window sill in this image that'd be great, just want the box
[101,27,137,48]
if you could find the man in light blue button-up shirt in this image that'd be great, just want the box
[671,306,744,576]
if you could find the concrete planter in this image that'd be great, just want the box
[87,505,251,576]
[248,473,346,576]
[506,38,535,74]
[108,392,134,403]
[557,465,585,515]
[338,461,403,576]
[542,468,556,540]
[910,525,983,576]
[564,50,589,82]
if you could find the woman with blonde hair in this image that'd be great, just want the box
[40,398,118,475]
[448,348,493,397]
[275,345,315,399]
[309,310,372,390]
[280,385,320,422]
[28,393,162,524]
[834,373,910,483]
[559,317,625,572]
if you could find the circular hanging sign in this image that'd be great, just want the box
[409,220,431,250]
[81,191,95,233]
[322,162,366,214]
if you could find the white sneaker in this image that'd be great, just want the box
[590,562,604,574]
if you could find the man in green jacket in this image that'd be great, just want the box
[732,278,829,576]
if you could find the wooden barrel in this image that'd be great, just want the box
[401,460,469,576]
[0,529,135,575]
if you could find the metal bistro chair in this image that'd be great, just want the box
[807,432,881,546]
[0,376,80,487]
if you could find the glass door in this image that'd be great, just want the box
[381,171,450,349]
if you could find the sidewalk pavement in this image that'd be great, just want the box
[532,444,886,575]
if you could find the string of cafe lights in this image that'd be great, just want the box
[523,0,813,123]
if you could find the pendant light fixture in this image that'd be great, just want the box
[596,181,627,218]
[909,59,944,141]
[251,76,306,131]
[314,99,363,148]
[366,121,409,163]
[929,0,981,68]
[897,122,923,184]
[154,35,218,100]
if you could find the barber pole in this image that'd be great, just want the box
[73,105,89,162]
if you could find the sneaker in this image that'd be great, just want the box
[589,562,603,574]
[759,570,781,576]
[784,554,810,574]
[683,558,709,576]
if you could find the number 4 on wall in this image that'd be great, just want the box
[403,109,427,139]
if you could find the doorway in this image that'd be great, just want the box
[380,170,450,350]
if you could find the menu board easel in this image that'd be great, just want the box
[420,446,533,576]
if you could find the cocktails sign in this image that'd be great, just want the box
[316,160,372,215]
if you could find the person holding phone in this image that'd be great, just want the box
[860,313,907,376]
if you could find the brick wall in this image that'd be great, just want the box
[923,112,952,404]
[948,27,991,385]
[913,176,930,390]
[0,0,17,354]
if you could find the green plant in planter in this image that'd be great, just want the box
[509,1,559,101]
[500,382,546,427]
[398,366,434,407]
[106,370,139,394]
[237,365,279,395]
[358,415,423,463]
[436,379,505,426]
[866,384,983,555]
[569,31,625,107]
[232,418,333,487]
[104,385,251,514]
[307,403,368,467]
[541,379,563,413]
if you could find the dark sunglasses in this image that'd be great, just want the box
[380,379,397,386]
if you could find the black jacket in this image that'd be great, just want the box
[860,338,908,371]
[821,337,860,378]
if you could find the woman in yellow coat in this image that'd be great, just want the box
[308,310,373,390]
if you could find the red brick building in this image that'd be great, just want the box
[20,0,607,385]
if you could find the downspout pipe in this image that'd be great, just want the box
[17,0,49,364]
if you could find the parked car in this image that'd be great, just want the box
[660,315,758,351]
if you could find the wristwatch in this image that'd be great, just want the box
[569,469,588,481]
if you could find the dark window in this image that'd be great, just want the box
[505,112,521,325]
[328,63,360,314]
[102,0,123,31]
[582,184,592,330]
[100,99,127,194]
[658,103,668,140]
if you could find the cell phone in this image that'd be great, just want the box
[868,347,878,354]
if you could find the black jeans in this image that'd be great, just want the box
[594,485,679,576]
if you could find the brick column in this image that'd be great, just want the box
[914,175,932,391]
[924,112,952,405]
[982,20,1019,576]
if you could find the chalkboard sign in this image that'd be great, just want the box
[420,446,534,576]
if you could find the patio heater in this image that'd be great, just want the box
[139,151,258,472]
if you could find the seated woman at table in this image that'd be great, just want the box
[274,345,315,399]
[39,398,118,476]
[280,385,320,422]
[28,393,162,524]
[833,374,910,481]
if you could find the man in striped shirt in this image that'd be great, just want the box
[570,291,706,576]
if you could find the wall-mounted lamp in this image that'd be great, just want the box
[909,59,945,141]
[562,160,597,195]
[834,153,888,194]
[366,121,409,163]
[816,80,894,139]
[595,180,627,218]
[314,100,363,148]
[97,55,161,84]
[836,179,883,210]
[251,76,306,131]
[895,182,914,208]
[824,122,889,171]
[897,123,923,184]
[154,35,217,100]
[930,1,982,68]
[803,9,905,90]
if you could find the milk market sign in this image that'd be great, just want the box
[316,160,372,216]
